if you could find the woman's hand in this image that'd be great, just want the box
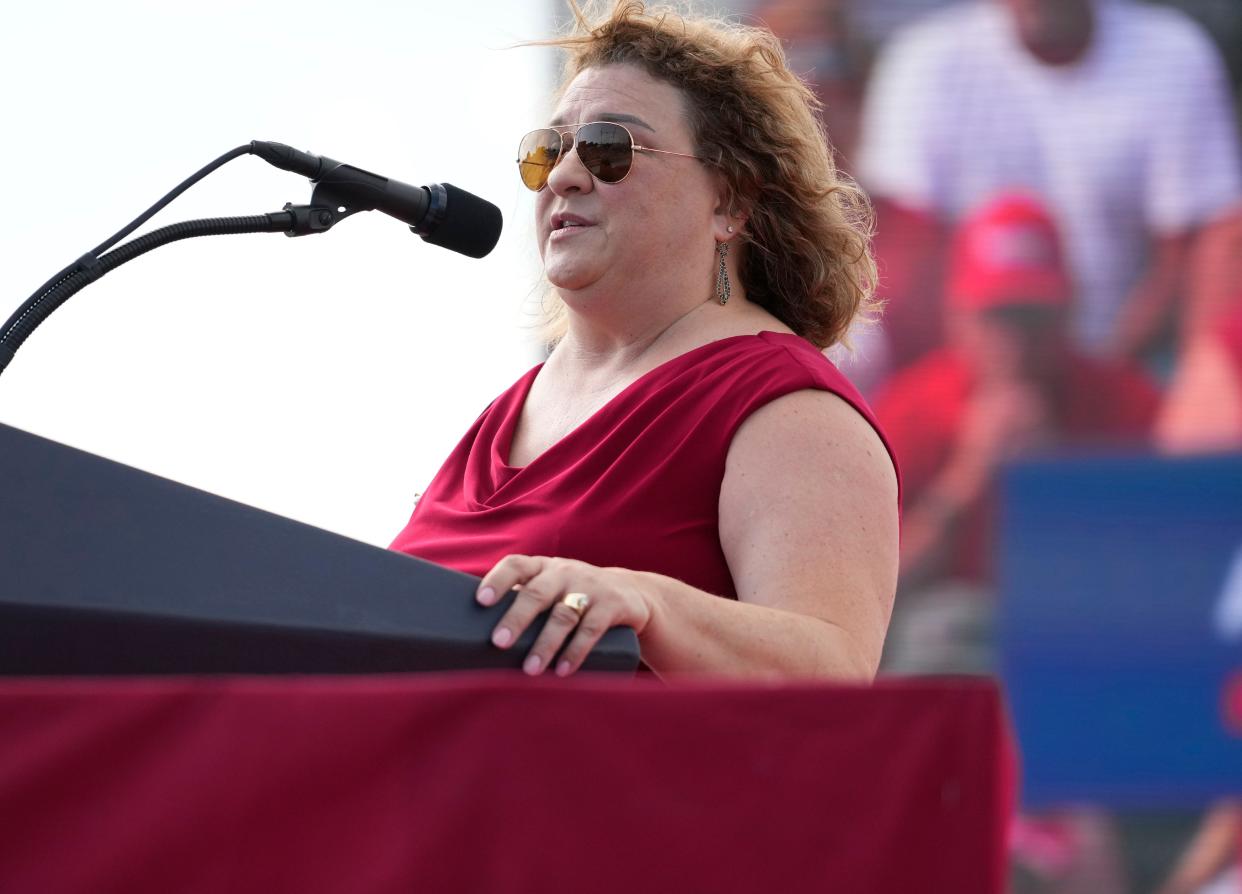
[476,555,657,676]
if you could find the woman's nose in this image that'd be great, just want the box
[546,132,593,195]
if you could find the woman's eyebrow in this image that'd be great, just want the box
[548,112,656,132]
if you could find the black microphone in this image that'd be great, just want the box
[250,140,502,259]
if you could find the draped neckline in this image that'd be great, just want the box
[493,330,797,477]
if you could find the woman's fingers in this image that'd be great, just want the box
[479,556,578,658]
[523,593,592,675]
[475,554,646,676]
[553,607,613,676]
[475,554,546,607]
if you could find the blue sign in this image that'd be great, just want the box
[999,451,1242,809]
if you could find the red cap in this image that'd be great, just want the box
[948,194,1073,311]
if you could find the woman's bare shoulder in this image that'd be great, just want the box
[726,387,896,497]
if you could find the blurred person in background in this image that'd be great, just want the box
[875,193,1158,673]
[856,0,1242,368]
[875,192,1152,894]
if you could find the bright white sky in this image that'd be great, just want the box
[1,1,557,546]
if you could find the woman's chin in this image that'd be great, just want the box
[545,265,602,295]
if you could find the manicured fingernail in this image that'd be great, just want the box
[523,654,542,675]
[556,660,571,677]
[492,627,512,648]
[477,586,496,605]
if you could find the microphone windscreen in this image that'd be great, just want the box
[421,183,503,259]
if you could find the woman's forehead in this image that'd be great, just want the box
[552,65,689,133]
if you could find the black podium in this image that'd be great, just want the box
[0,422,639,675]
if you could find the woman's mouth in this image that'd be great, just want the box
[550,212,596,240]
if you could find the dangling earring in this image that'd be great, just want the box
[715,241,732,306]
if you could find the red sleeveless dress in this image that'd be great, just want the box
[390,331,898,598]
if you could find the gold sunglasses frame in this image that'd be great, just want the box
[516,121,706,192]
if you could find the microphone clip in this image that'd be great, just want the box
[280,163,414,237]
[280,203,340,237]
[276,202,345,237]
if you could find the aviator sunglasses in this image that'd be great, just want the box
[516,121,706,192]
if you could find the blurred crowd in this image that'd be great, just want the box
[735,0,1242,891]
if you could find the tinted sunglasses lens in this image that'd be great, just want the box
[517,129,560,191]
[575,122,633,184]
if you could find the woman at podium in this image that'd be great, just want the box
[391,1,900,680]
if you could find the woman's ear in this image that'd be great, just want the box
[712,195,748,242]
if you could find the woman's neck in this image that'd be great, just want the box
[554,255,753,362]
[555,298,711,379]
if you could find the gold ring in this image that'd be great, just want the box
[560,592,590,617]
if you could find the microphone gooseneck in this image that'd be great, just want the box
[1,140,503,379]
